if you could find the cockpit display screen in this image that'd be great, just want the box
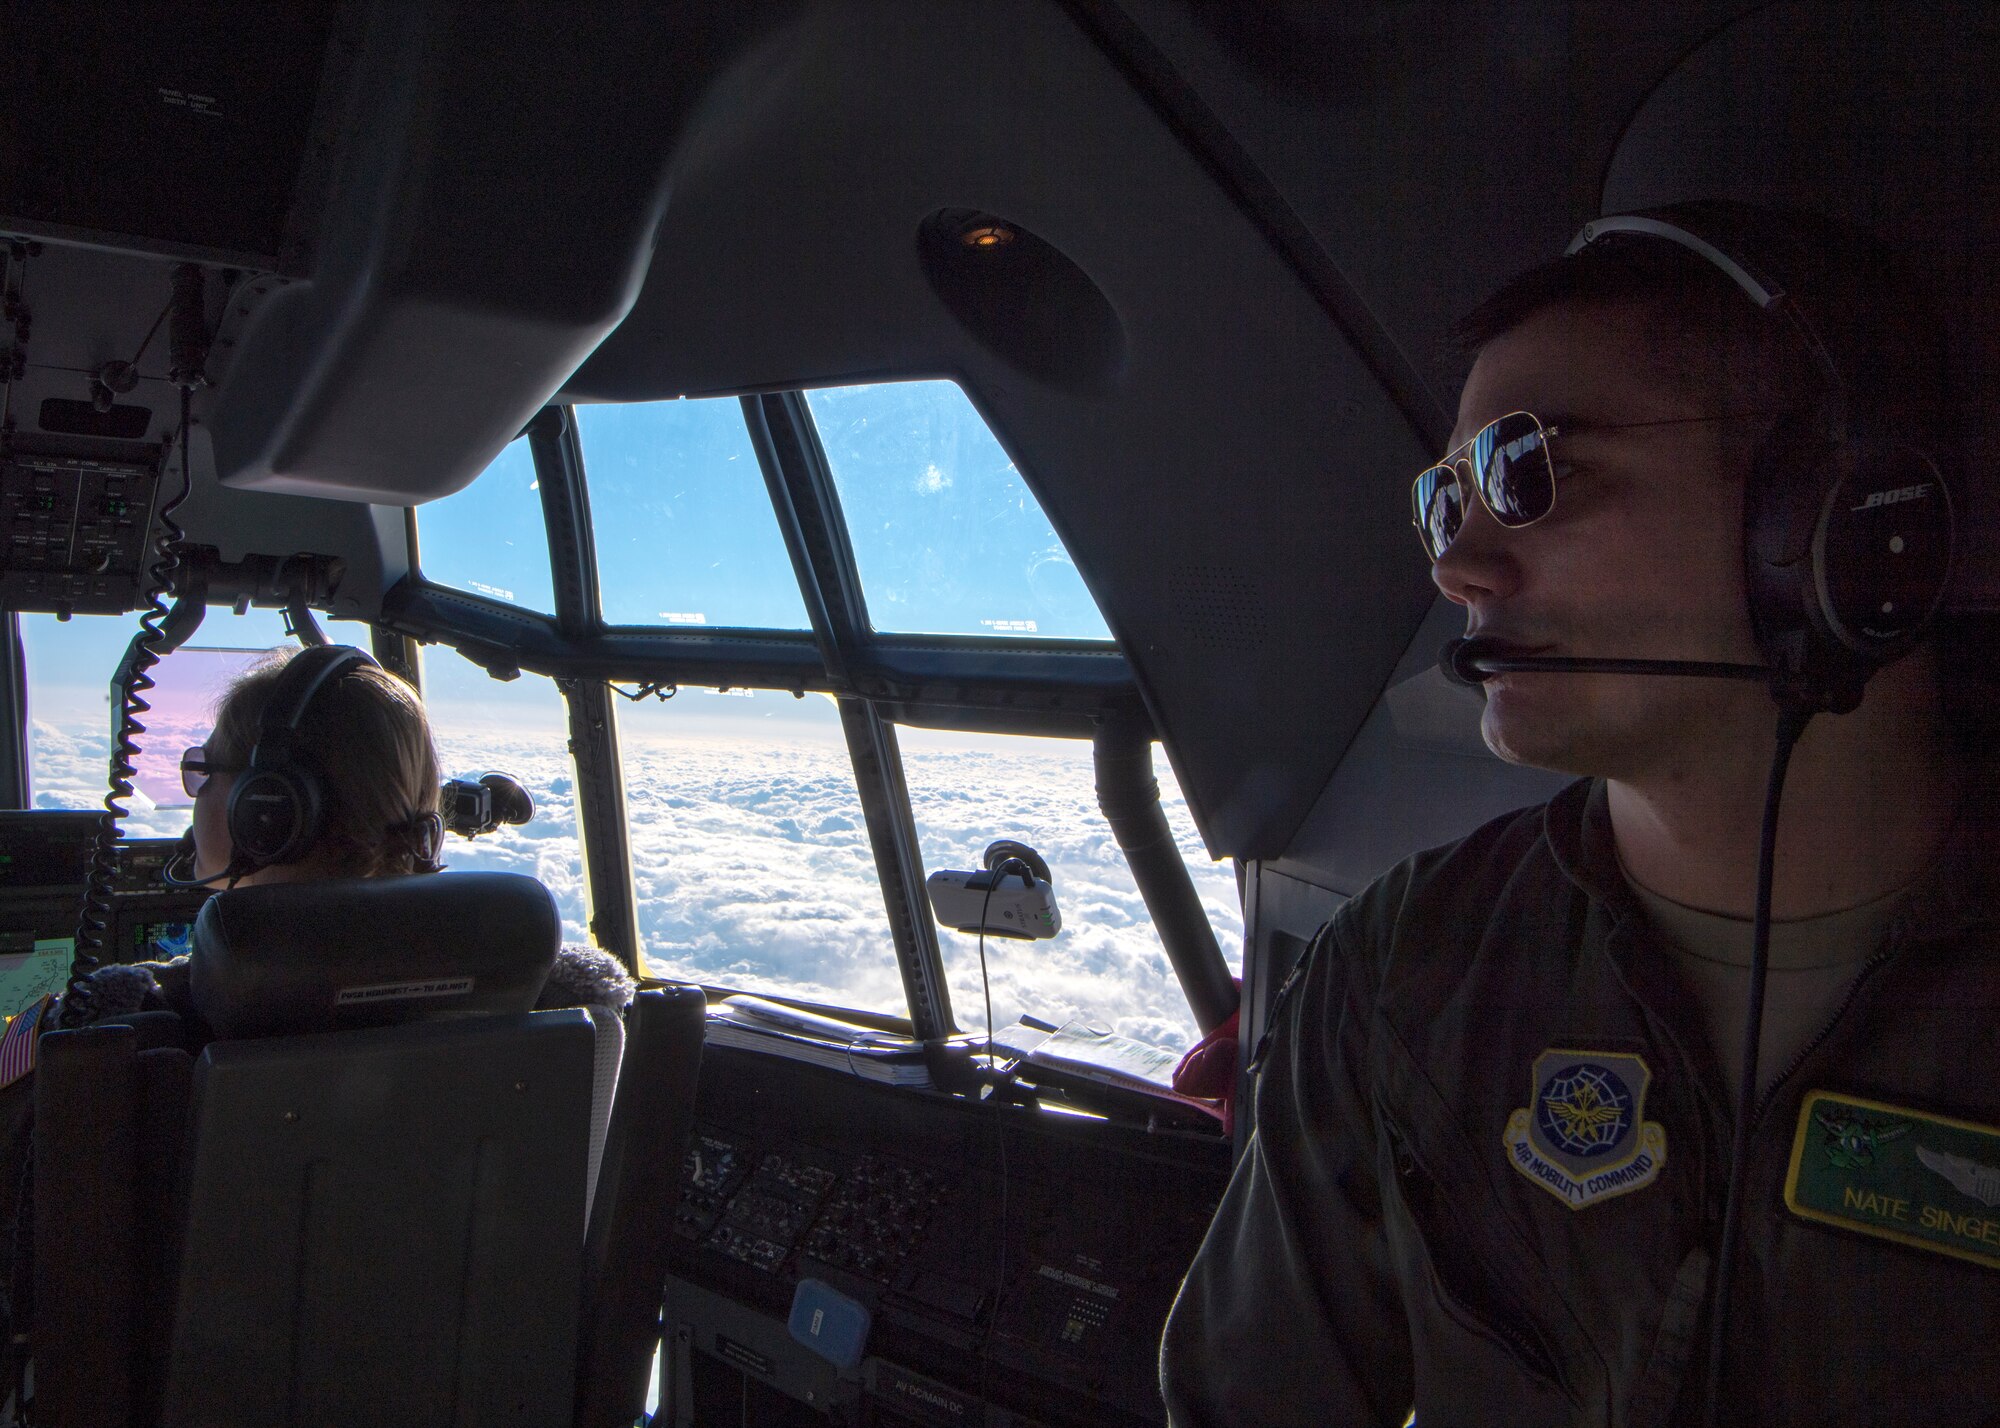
[129,919,194,963]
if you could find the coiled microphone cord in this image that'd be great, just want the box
[60,363,199,1026]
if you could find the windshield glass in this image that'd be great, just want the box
[414,435,555,612]
[621,688,907,1013]
[805,380,1111,641]
[578,399,813,630]
[421,649,589,946]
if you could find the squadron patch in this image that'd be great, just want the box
[1785,1090,2000,1270]
[1503,1049,1667,1209]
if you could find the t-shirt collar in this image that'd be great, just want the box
[1540,771,1999,948]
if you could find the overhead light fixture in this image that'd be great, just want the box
[958,221,1017,250]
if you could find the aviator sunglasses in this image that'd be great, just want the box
[1411,409,1779,561]
[180,747,241,799]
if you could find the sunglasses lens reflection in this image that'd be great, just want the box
[1414,413,1559,559]
[1476,413,1554,526]
[1414,465,1463,561]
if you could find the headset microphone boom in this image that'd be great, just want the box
[1439,635,1771,689]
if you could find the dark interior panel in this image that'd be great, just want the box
[663,1046,1230,1426]
[0,0,338,264]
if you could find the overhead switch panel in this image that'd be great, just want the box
[0,450,161,616]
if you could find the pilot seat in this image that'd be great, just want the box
[27,870,704,1428]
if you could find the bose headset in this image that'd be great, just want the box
[1441,202,1958,1424]
[228,644,381,869]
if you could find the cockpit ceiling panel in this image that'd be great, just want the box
[562,0,1443,857]
[195,2,743,506]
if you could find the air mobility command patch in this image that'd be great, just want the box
[1504,1049,1667,1209]
[1786,1090,2000,1270]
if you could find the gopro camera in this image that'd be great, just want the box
[440,772,534,838]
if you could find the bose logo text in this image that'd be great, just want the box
[1853,483,1932,512]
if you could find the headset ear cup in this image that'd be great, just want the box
[228,646,371,869]
[1811,433,1953,660]
[227,765,322,868]
[1745,416,1953,714]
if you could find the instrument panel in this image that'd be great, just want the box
[663,1046,1231,1427]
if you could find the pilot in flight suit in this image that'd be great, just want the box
[1161,204,2000,1425]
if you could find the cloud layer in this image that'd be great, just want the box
[31,723,1242,1053]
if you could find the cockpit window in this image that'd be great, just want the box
[897,724,1242,1051]
[420,647,590,946]
[413,436,556,613]
[18,608,378,839]
[577,399,813,631]
[618,688,907,1014]
[803,381,1113,641]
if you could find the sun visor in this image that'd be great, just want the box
[198,2,741,505]
[1597,0,2000,610]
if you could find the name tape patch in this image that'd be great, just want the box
[1786,1090,2000,1270]
[334,976,475,1007]
[1504,1048,1667,1209]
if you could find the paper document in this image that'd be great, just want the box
[715,994,913,1046]
[992,1016,1222,1123]
[707,995,934,1088]
[0,940,73,1021]
[1012,1017,1182,1091]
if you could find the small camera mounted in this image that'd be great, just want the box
[925,839,1062,940]
[440,772,535,839]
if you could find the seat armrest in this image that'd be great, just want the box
[574,985,706,1428]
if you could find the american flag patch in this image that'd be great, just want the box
[0,995,53,1091]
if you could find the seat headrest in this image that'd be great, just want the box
[189,872,562,1039]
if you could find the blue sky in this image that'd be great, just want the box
[419,380,1111,641]
[801,383,1108,639]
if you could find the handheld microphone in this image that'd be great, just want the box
[1439,636,1772,688]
